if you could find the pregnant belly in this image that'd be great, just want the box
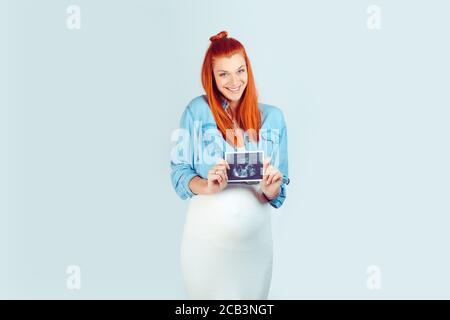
[183,184,272,248]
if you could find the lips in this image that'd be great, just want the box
[226,86,241,93]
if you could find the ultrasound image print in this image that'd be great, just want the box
[232,163,257,178]
[225,151,264,183]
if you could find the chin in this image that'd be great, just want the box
[227,95,242,102]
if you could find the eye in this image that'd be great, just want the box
[238,69,245,74]
[219,73,227,77]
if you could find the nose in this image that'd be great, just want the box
[229,74,240,86]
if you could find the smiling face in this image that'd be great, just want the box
[213,53,248,105]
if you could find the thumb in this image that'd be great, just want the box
[263,157,271,174]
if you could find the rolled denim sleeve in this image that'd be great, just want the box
[170,106,199,200]
[268,123,290,209]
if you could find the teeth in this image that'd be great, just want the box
[227,86,240,92]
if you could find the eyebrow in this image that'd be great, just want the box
[216,65,245,73]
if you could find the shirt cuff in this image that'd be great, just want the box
[180,172,199,199]
[267,176,290,209]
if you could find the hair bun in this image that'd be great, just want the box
[209,31,228,42]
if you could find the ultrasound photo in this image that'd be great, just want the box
[225,151,264,183]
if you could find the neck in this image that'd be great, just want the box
[228,100,239,112]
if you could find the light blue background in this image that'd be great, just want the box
[1,0,450,299]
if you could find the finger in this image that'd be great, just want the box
[211,168,227,184]
[263,157,271,174]
[218,171,227,184]
[263,161,269,175]
[216,158,230,170]
[213,167,227,178]
[272,172,283,184]
[269,171,282,185]
[260,174,266,186]
[214,164,228,172]
[264,166,273,178]
[214,167,227,180]
[208,173,220,181]
[262,166,271,184]
[267,168,279,185]
[208,170,222,183]
[266,172,275,185]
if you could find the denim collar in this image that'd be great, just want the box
[220,96,230,110]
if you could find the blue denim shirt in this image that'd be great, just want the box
[170,95,290,209]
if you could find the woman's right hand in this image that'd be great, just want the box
[205,159,230,194]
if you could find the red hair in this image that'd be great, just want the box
[201,31,260,147]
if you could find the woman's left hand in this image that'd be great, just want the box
[260,157,282,201]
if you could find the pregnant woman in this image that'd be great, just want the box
[170,31,290,299]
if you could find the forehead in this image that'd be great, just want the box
[213,53,246,71]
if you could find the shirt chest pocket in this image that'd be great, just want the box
[196,123,224,165]
[259,129,281,162]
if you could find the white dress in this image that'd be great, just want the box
[180,183,273,299]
